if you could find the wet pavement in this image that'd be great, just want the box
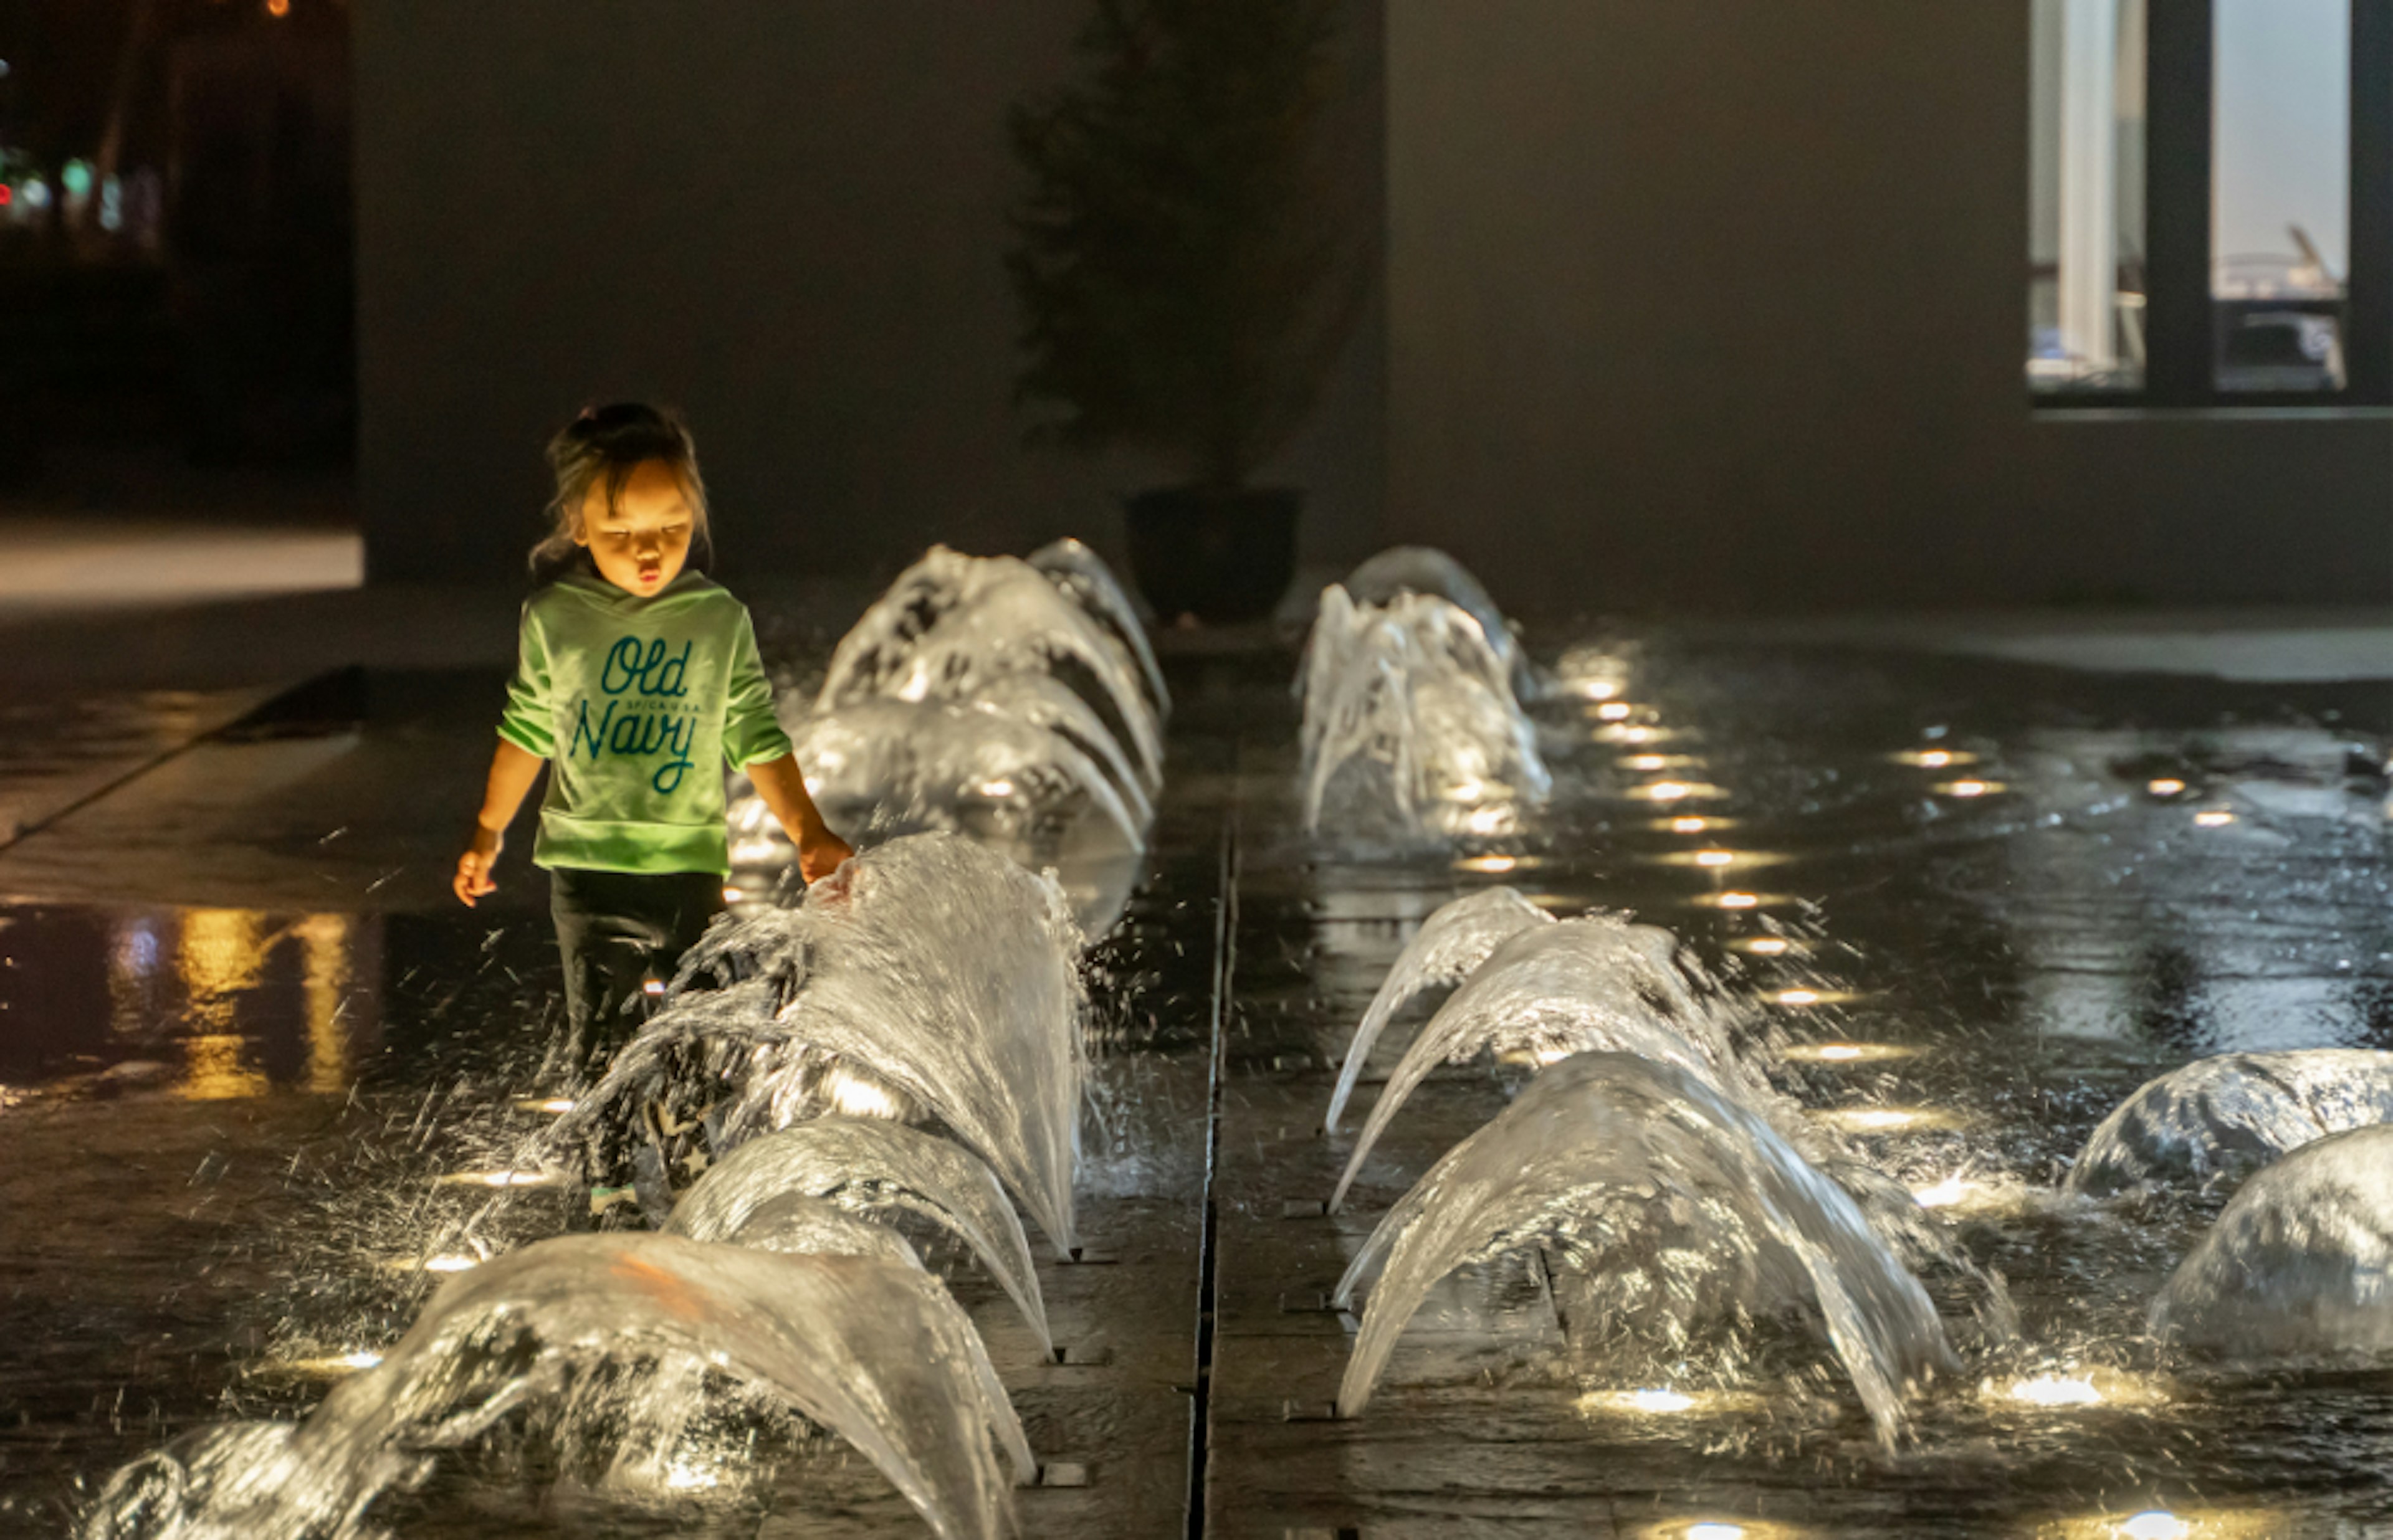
[0,597,2389,1536]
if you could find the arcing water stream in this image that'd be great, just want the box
[77,546,1165,1540]
[1270,549,2393,1536]
[31,542,2393,1537]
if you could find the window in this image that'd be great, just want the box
[2030,0,2147,391]
[2029,0,2393,406]
[2212,0,2349,391]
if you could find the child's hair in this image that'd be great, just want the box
[531,401,713,579]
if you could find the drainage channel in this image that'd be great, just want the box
[1184,784,1240,1538]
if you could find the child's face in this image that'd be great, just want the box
[575,459,695,596]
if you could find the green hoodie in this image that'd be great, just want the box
[496,570,794,876]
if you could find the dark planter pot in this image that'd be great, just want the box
[1121,485,1301,625]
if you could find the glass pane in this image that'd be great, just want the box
[2029,0,2148,392]
[2214,0,2351,392]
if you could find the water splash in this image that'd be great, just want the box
[1339,545,1539,700]
[1325,886,1554,1134]
[1026,536,1170,723]
[2067,1049,2393,1199]
[570,834,1086,1257]
[1297,580,1548,837]
[737,543,1162,934]
[1330,913,1773,1212]
[83,1237,1033,1540]
[694,1189,926,1267]
[1333,1053,1955,1447]
[2149,1123,2393,1358]
[815,544,1163,788]
[769,698,1147,934]
[666,1115,1052,1352]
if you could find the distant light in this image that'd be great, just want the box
[1443,777,1492,802]
[60,159,92,199]
[2119,1512,2188,1540]
[1671,816,1711,834]
[722,885,743,903]
[1939,779,2001,798]
[642,978,666,997]
[266,0,291,16]
[515,1096,575,1115]
[1784,1040,1913,1065]
[1694,848,1734,868]
[665,1457,719,1491]
[1818,1106,1946,1133]
[977,777,1017,798]
[1715,891,1759,910]
[1896,748,1977,769]
[1742,937,1790,956]
[2194,810,2235,827]
[1617,725,1655,744]
[281,1348,383,1375]
[1464,804,1514,835]
[2008,1374,2102,1407]
[1569,678,1621,701]
[827,1068,900,1119]
[0,186,11,209]
[1454,853,1522,874]
[438,1169,562,1189]
[1596,701,1633,721]
[1645,781,1691,801]
[1621,1387,1694,1412]
[19,178,49,210]
[1685,1526,1747,1540]
[0,59,11,78]
[382,1252,485,1274]
[1577,1387,1767,1419]
[1912,1176,1970,1208]
[1774,988,1820,1006]
[2147,777,2186,796]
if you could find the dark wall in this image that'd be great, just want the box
[355,1,1388,589]
[1385,1,2393,616]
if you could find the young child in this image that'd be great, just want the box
[454,402,851,1079]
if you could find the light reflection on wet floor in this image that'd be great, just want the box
[0,632,2387,1535]
[1223,637,2392,1539]
[0,903,383,1098]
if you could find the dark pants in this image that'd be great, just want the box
[550,867,724,1081]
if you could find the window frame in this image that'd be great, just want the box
[2035,0,2393,409]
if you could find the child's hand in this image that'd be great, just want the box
[798,831,854,884]
[454,827,504,907]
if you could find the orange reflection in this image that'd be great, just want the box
[298,914,351,1093]
[178,1033,269,1100]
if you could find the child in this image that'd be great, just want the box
[454,402,851,1080]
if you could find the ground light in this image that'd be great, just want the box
[1453,853,1541,874]
[1815,1106,1961,1133]
[277,1349,385,1376]
[1577,1387,1769,1417]
[438,1169,566,1189]
[1783,1040,1911,1063]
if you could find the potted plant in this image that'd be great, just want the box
[1006,0,1362,624]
